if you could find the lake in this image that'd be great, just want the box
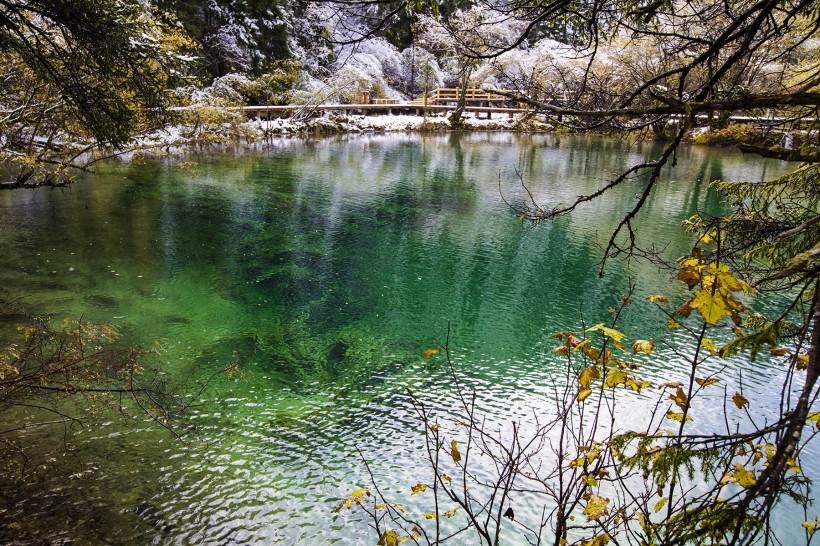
[0,133,809,544]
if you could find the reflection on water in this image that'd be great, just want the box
[0,133,807,544]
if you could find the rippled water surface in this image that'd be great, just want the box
[0,133,809,544]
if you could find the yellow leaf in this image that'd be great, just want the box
[570,455,586,469]
[605,367,627,388]
[700,230,718,245]
[689,289,729,325]
[733,464,757,487]
[424,512,437,520]
[579,366,601,389]
[678,258,705,289]
[667,318,681,330]
[378,530,400,546]
[578,387,593,401]
[632,340,654,354]
[443,507,459,518]
[669,387,689,411]
[625,378,652,392]
[411,484,427,495]
[700,338,718,352]
[802,521,818,536]
[583,494,611,521]
[787,458,801,473]
[582,534,611,546]
[654,497,668,513]
[733,392,749,409]
[581,474,599,487]
[666,411,692,422]
[586,324,626,343]
[647,295,668,303]
[797,353,810,370]
[421,349,439,358]
[571,446,601,469]
[441,473,452,483]
[581,345,601,360]
[351,489,368,498]
[769,347,791,357]
[451,440,461,463]
[695,377,720,387]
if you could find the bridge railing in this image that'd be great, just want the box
[416,88,508,104]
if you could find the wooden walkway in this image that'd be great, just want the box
[233,103,530,119]
[166,88,529,120]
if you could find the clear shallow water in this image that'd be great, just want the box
[0,133,809,544]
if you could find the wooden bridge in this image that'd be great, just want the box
[238,103,529,120]
[407,88,509,106]
[217,88,529,120]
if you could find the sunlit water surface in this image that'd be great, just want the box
[0,133,813,544]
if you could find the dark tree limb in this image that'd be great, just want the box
[738,144,820,163]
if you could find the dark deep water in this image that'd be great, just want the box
[0,133,811,544]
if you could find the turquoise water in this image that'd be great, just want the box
[0,133,807,544]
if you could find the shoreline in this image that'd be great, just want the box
[107,110,800,165]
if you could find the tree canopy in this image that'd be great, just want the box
[0,0,192,187]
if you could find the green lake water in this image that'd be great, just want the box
[0,133,810,544]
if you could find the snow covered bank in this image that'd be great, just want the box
[135,110,558,151]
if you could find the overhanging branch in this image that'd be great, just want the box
[489,89,820,118]
[738,144,820,163]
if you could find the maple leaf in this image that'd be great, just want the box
[583,494,610,521]
[690,289,729,325]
